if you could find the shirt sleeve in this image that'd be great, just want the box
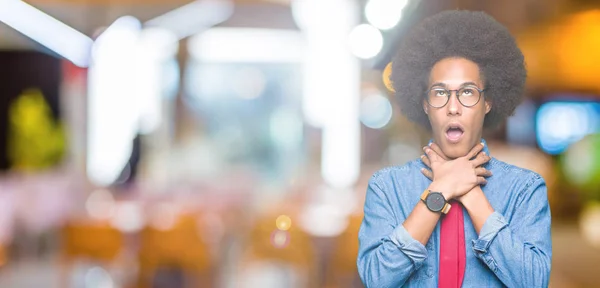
[357,175,429,288]
[471,174,552,288]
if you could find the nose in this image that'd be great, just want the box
[446,91,462,115]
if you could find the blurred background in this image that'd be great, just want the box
[0,0,599,287]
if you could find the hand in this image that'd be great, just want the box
[420,142,492,200]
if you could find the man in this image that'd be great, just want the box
[357,10,551,288]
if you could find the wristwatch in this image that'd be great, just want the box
[420,190,451,214]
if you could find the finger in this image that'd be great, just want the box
[421,168,433,180]
[475,167,493,177]
[420,155,431,168]
[477,176,488,185]
[466,142,485,160]
[423,146,441,162]
[428,142,449,161]
[471,151,491,167]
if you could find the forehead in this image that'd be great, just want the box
[429,57,482,87]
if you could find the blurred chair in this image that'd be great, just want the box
[325,213,364,288]
[60,221,125,287]
[237,211,317,288]
[136,213,213,288]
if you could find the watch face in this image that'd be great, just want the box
[426,192,446,212]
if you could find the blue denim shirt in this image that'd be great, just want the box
[357,141,552,287]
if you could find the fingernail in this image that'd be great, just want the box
[481,142,485,146]
[482,152,487,156]
[428,142,432,147]
[420,155,425,160]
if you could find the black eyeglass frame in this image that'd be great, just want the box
[424,86,487,108]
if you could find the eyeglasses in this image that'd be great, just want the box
[425,85,486,108]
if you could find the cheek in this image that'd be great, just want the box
[427,111,445,132]
[466,107,487,129]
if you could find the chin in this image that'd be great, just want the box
[436,137,473,159]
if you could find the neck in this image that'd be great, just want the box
[428,138,489,159]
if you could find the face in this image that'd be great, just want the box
[423,57,491,159]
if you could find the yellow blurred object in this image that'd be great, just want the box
[137,213,213,287]
[382,62,395,93]
[275,214,292,231]
[8,88,65,171]
[240,211,317,287]
[0,244,6,268]
[61,221,124,262]
[518,9,600,94]
[60,221,124,287]
[247,212,314,266]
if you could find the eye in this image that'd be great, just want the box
[434,89,447,97]
[460,88,475,96]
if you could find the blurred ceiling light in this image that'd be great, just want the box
[291,0,361,189]
[145,0,234,40]
[93,16,142,56]
[360,92,393,129]
[365,0,407,30]
[87,16,142,187]
[89,16,180,187]
[0,0,93,67]
[188,28,305,63]
[137,27,179,62]
[348,24,383,59]
[135,28,178,135]
[291,0,356,32]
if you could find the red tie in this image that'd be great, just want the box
[438,200,466,288]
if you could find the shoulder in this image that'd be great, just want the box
[489,157,547,193]
[364,159,425,210]
[370,159,423,186]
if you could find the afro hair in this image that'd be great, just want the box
[390,10,526,130]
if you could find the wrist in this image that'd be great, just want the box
[459,186,485,210]
[427,181,454,200]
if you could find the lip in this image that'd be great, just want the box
[444,122,465,144]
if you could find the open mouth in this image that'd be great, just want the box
[445,123,464,143]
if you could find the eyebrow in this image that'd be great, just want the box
[429,82,481,89]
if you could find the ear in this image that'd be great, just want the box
[423,100,429,114]
[484,100,492,114]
